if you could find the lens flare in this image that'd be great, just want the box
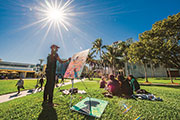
[47,8,64,21]
[31,0,76,40]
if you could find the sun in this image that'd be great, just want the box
[47,8,64,21]
[31,0,75,40]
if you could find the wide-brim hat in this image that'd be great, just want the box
[51,44,60,49]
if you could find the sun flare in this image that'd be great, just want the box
[32,0,76,40]
[47,8,64,21]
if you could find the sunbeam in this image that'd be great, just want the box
[34,0,75,37]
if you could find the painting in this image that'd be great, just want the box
[64,49,90,79]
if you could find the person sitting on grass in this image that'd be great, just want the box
[127,75,140,92]
[15,78,25,94]
[117,74,133,98]
[99,76,107,88]
[127,75,150,95]
[107,74,122,96]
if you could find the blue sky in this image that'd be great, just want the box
[0,0,179,64]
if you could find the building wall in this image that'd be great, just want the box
[0,61,35,79]
[125,62,168,78]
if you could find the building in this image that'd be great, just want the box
[125,62,180,78]
[0,60,36,79]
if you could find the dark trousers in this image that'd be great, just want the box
[17,86,24,94]
[43,83,55,103]
[43,73,55,104]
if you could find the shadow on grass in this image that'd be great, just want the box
[141,84,180,89]
[158,86,180,89]
[38,104,57,120]
[154,77,170,80]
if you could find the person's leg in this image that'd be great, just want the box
[48,88,54,103]
[17,86,20,94]
[43,84,48,103]
[48,84,55,106]
[40,83,43,91]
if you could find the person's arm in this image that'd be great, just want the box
[57,55,71,63]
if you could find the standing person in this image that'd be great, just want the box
[38,77,44,91]
[15,78,25,94]
[55,75,59,87]
[43,44,71,106]
[60,74,64,84]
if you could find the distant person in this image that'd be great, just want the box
[35,78,39,89]
[15,78,25,94]
[55,75,59,87]
[60,74,65,84]
[117,75,133,98]
[99,76,107,88]
[107,74,122,96]
[127,75,140,92]
[38,77,44,91]
[43,44,71,107]
[74,68,78,79]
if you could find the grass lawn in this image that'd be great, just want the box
[137,77,180,84]
[0,79,70,95]
[0,81,179,120]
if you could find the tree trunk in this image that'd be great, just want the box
[150,63,155,77]
[130,63,133,75]
[143,63,148,82]
[112,62,115,75]
[108,64,110,75]
[104,63,106,75]
[167,68,174,83]
[125,61,129,76]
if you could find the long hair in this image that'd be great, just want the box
[128,75,136,80]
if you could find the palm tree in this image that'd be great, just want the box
[101,52,110,75]
[86,50,96,70]
[103,45,119,74]
[39,59,44,65]
[92,38,103,59]
[86,50,97,79]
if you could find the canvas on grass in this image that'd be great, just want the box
[71,97,108,118]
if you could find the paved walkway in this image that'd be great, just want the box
[0,79,82,103]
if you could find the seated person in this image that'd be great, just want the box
[127,75,140,92]
[99,76,107,88]
[107,74,122,96]
[117,75,133,98]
